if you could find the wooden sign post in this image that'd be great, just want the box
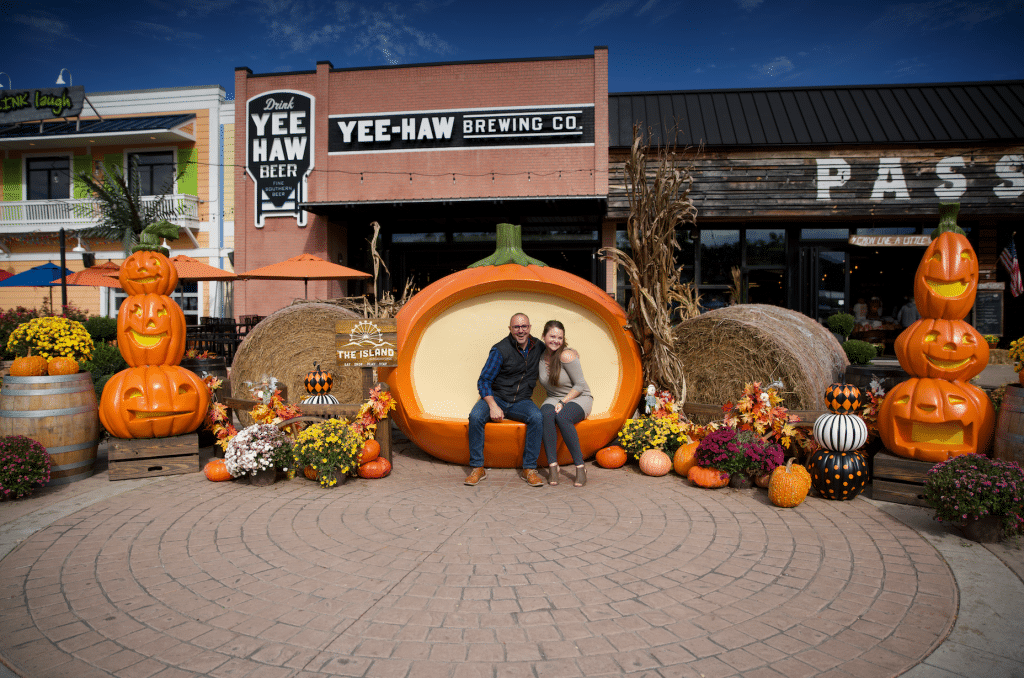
[335,319,398,461]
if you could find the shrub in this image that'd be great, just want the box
[6,316,94,361]
[84,316,117,343]
[0,435,51,500]
[694,428,784,478]
[80,342,128,398]
[0,307,41,360]
[923,454,1024,537]
[826,312,855,340]
[842,339,877,365]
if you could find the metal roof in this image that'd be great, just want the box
[0,114,196,140]
[609,81,1024,148]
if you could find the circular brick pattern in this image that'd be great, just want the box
[0,443,956,678]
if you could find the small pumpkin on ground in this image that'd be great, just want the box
[638,449,671,476]
[672,441,699,477]
[10,354,48,377]
[358,457,392,479]
[768,458,812,507]
[204,458,232,482]
[596,445,627,469]
[304,465,318,481]
[358,439,381,465]
[47,357,79,375]
[688,466,729,489]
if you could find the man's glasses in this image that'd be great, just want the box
[511,325,530,330]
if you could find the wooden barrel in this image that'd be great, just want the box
[994,385,1024,466]
[0,373,101,485]
[179,358,228,448]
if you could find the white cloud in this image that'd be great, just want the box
[581,0,635,29]
[13,13,78,39]
[756,56,795,76]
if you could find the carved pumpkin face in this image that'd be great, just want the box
[99,365,210,439]
[894,318,988,381]
[119,251,179,296]
[117,293,186,367]
[877,377,995,462]
[913,232,978,319]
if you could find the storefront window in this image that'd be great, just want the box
[801,228,849,240]
[856,226,917,235]
[128,151,175,195]
[452,232,496,242]
[746,229,785,266]
[523,228,598,241]
[392,232,446,243]
[27,157,70,200]
[700,230,739,285]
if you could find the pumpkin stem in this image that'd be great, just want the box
[786,457,794,472]
[468,223,547,268]
[930,202,966,239]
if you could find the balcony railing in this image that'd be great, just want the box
[0,195,200,233]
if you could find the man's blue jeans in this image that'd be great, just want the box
[468,397,543,469]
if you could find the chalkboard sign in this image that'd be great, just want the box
[972,290,1003,336]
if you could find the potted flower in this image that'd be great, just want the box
[0,435,51,500]
[292,418,362,487]
[982,334,999,349]
[1009,336,1023,386]
[923,453,1024,542]
[616,414,686,461]
[694,428,784,488]
[224,423,290,486]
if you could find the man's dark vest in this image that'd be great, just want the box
[491,335,542,403]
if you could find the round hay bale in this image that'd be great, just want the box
[231,303,362,426]
[674,304,848,415]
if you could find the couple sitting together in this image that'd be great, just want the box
[465,312,592,488]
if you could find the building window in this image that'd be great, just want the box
[26,157,70,200]
[128,152,176,195]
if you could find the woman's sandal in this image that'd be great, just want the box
[548,463,560,485]
[574,465,587,487]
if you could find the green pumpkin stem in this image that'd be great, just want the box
[930,202,966,239]
[132,220,181,255]
[468,223,547,268]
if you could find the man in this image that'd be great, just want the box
[465,312,545,487]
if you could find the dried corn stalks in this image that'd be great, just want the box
[599,124,698,404]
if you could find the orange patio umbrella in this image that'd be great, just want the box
[168,255,237,281]
[238,253,371,298]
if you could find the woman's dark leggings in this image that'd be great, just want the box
[541,401,586,466]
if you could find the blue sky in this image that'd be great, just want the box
[5,0,1023,98]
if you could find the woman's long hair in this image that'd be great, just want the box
[542,320,567,388]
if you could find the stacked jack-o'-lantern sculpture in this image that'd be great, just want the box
[878,203,995,462]
[99,222,210,439]
[808,383,870,500]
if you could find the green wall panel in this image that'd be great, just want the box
[2,159,21,201]
[177,148,198,196]
[73,156,92,199]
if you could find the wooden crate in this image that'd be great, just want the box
[870,451,937,507]
[108,433,200,481]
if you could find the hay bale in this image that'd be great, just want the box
[231,303,362,426]
[674,304,848,413]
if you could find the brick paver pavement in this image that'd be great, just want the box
[0,440,956,678]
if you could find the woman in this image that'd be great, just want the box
[538,320,593,487]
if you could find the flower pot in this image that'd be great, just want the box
[959,514,1003,543]
[728,473,754,489]
[320,469,350,488]
[754,473,771,488]
[249,467,276,486]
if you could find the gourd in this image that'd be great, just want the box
[99,365,209,439]
[116,293,186,366]
[304,363,334,394]
[894,318,988,381]
[813,412,868,452]
[823,383,861,414]
[204,458,232,482]
[596,445,627,469]
[10,354,48,376]
[358,439,381,465]
[687,466,729,489]
[807,448,868,500]
[358,457,392,479]
[672,441,699,477]
[47,357,79,375]
[768,458,812,507]
[384,223,643,468]
[304,465,318,481]
[638,449,671,476]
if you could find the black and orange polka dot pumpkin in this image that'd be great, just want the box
[824,382,861,414]
[807,448,868,500]
[304,363,334,395]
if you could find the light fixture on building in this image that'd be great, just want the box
[0,72,11,89]
[55,69,72,86]
[72,236,90,254]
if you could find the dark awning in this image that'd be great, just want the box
[0,114,196,149]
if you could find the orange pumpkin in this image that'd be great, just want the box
[358,439,381,465]
[383,224,643,468]
[672,441,699,476]
[304,465,318,481]
[913,230,978,320]
[119,250,179,296]
[10,355,48,376]
[596,445,627,469]
[47,357,79,375]
[877,377,995,462]
[358,457,392,479]
[894,318,988,381]
[99,365,210,439]
[688,466,729,488]
[304,363,334,395]
[638,449,672,476]
[204,458,232,482]
[117,293,186,367]
[768,458,812,507]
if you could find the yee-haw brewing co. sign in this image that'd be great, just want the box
[246,91,314,227]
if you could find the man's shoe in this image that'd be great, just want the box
[464,468,487,486]
[522,469,544,487]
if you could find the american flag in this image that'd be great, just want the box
[1000,238,1022,297]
